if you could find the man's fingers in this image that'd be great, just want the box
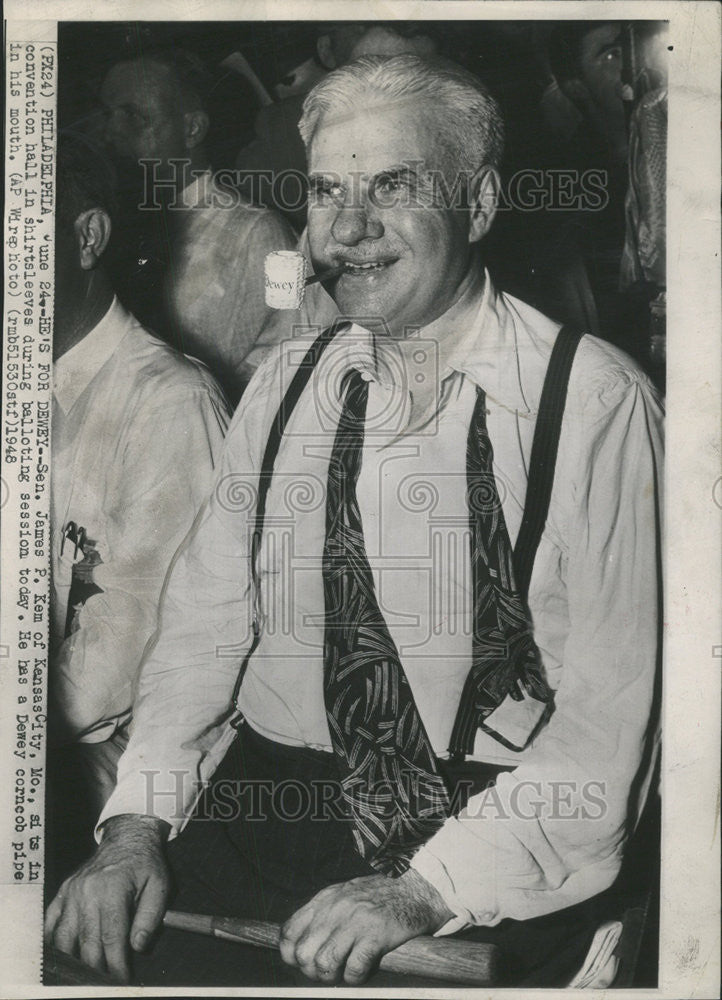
[78,907,106,976]
[42,820,168,985]
[99,897,132,984]
[280,883,339,948]
[312,932,355,982]
[52,906,80,960]
[101,935,130,984]
[49,882,82,957]
[279,906,315,967]
[291,918,359,982]
[343,939,382,985]
[279,874,438,983]
[292,925,334,979]
[129,874,168,952]
[43,889,65,942]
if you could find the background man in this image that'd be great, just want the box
[100,47,296,404]
[235,22,442,230]
[46,57,663,988]
[543,22,630,340]
[49,134,230,821]
[547,21,629,167]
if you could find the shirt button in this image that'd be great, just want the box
[360,370,373,381]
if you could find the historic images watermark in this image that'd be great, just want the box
[140,769,609,825]
[137,158,610,215]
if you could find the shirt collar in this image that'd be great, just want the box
[53,296,128,414]
[443,270,534,415]
[347,270,545,416]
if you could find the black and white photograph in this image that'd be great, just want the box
[1,2,720,995]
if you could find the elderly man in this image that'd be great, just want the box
[46,56,663,987]
[100,47,296,403]
[49,133,230,812]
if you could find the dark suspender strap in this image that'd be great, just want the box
[254,320,350,541]
[513,325,584,602]
[233,319,581,706]
[231,321,350,707]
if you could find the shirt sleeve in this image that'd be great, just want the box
[411,368,664,927]
[96,362,277,837]
[52,381,230,744]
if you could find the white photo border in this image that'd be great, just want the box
[1,2,719,997]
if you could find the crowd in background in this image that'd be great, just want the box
[58,19,668,398]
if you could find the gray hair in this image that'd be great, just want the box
[298,54,504,173]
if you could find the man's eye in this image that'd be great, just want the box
[310,181,343,204]
[375,176,404,196]
[602,47,622,63]
[370,175,410,206]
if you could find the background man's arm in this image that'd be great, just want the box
[45,364,275,978]
[97,369,276,835]
[51,381,230,743]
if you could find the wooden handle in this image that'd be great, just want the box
[164,910,500,986]
[378,933,498,985]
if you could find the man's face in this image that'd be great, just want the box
[307,101,475,337]
[100,60,187,167]
[579,23,624,111]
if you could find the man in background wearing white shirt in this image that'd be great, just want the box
[49,134,230,817]
[46,58,663,988]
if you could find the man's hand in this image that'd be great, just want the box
[279,868,454,984]
[44,814,170,983]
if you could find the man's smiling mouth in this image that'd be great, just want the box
[341,259,397,274]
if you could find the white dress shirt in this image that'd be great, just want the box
[51,297,230,743]
[100,274,664,927]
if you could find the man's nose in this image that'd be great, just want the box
[330,198,384,246]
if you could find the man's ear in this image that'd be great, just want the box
[468,165,500,244]
[74,208,112,271]
[184,109,210,150]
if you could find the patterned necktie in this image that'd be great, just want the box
[448,386,553,757]
[322,371,553,873]
[322,370,450,876]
